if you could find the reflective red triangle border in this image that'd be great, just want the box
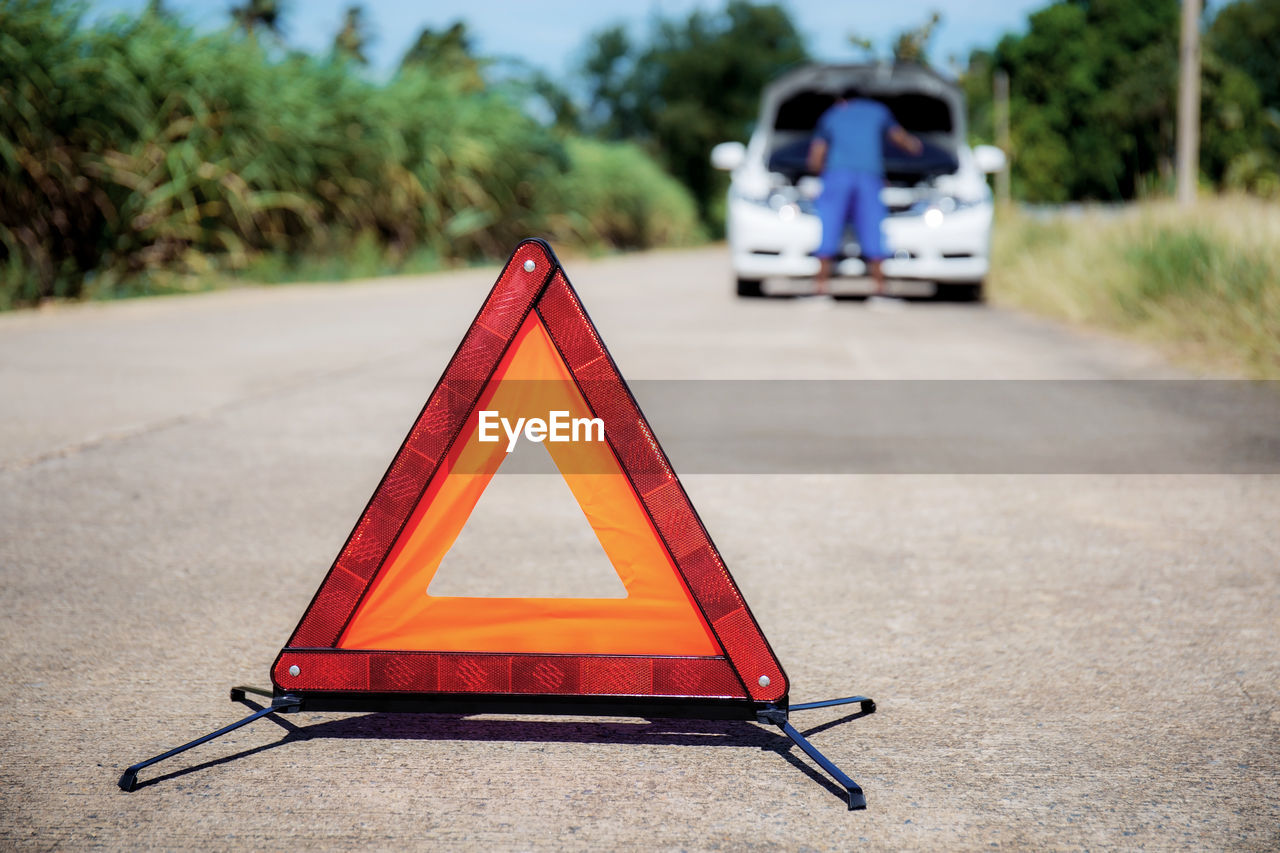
[272,239,788,711]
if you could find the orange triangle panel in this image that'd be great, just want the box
[272,240,787,707]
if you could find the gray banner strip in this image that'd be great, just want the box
[464,380,1280,474]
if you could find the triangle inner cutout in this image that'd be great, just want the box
[426,438,627,599]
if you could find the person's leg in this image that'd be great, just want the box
[851,172,890,295]
[815,257,834,294]
[867,259,885,295]
[813,170,852,295]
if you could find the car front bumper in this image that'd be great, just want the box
[727,199,992,283]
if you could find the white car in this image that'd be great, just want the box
[712,62,1005,300]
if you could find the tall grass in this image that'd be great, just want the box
[0,1,703,309]
[989,197,1280,378]
[546,138,705,251]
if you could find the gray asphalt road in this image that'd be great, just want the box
[1,246,1276,850]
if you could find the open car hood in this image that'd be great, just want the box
[760,62,965,180]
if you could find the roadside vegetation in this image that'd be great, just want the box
[990,198,1280,378]
[3,0,1279,322]
[962,0,1280,202]
[950,0,1280,379]
[0,1,703,309]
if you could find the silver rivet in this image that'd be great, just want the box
[523,259,536,272]
[758,675,770,687]
[288,665,300,677]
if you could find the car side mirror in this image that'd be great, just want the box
[711,141,746,171]
[973,144,1007,174]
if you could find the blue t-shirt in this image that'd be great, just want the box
[814,99,895,175]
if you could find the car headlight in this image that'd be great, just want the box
[905,195,983,228]
[731,187,813,218]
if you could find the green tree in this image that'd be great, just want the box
[400,20,484,89]
[967,0,1180,201]
[1206,0,1280,195]
[581,25,636,137]
[1201,48,1279,196]
[1209,0,1280,110]
[230,0,285,39]
[964,0,1278,201]
[579,1,808,224]
[333,4,369,64]
[847,10,943,66]
[892,11,942,65]
[527,71,582,135]
[960,48,995,146]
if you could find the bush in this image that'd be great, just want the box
[0,1,703,307]
[989,198,1280,378]
[548,138,705,250]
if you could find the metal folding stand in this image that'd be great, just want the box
[758,695,877,810]
[120,689,877,809]
[118,688,301,792]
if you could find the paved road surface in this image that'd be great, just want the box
[1,247,1276,849]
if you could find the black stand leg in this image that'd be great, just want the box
[790,695,876,715]
[230,684,275,702]
[760,695,876,811]
[775,716,867,810]
[118,692,300,792]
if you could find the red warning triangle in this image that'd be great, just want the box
[273,240,787,710]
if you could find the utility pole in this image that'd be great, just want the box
[1176,0,1202,205]
[994,69,1011,207]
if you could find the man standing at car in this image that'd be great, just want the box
[808,88,922,298]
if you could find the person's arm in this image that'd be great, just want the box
[808,109,833,174]
[807,138,828,174]
[889,123,924,156]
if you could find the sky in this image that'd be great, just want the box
[89,0,1059,78]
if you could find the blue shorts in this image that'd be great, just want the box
[815,169,888,260]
